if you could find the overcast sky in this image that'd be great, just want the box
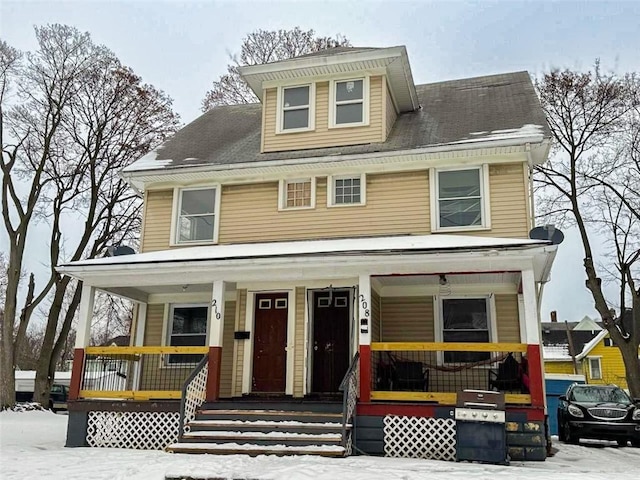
[2,0,639,323]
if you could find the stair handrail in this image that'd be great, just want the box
[338,351,360,454]
[179,354,209,439]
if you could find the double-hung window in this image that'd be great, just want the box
[175,187,219,244]
[331,78,368,127]
[279,178,316,210]
[279,85,313,132]
[432,166,489,231]
[327,174,365,206]
[439,297,492,363]
[167,305,208,364]
[588,357,602,380]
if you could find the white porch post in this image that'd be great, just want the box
[131,303,147,390]
[70,283,95,400]
[74,283,96,349]
[206,280,226,401]
[358,274,372,402]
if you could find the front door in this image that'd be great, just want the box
[252,293,288,393]
[312,290,350,394]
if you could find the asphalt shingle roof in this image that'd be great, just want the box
[128,71,550,172]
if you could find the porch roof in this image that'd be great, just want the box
[61,234,546,268]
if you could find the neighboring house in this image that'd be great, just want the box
[57,46,557,461]
[542,311,635,389]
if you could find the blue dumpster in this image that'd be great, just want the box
[545,374,586,435]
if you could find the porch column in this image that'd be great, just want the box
[358,274,372,402]
[70,283,95,401]
[131,303,147,390]
[206,280,226,402]
[521,269,544,408]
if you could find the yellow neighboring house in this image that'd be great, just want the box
[542,315,632,389]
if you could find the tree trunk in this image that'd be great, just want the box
[619,338,640,399]
[0,248,22,408]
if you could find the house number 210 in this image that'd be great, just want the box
[211,299,222,320]
[359,294,370,318]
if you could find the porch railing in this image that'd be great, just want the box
[339,352,359,453]
[370,342,531,405]
[80,346,208,400]
[179,354,209,437]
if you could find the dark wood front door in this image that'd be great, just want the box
[312,290,350,394]
[252,293,288,393]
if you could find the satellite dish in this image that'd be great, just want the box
[529,225,564,245]
[113,245,136,256]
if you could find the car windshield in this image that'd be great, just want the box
[571,386,631,404]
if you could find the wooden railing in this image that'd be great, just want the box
[79,346,209,400]
[370,342,531,405]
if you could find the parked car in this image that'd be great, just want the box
[558,384,640,447]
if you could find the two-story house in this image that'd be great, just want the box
[59,46,557,462]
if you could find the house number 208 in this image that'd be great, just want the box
[359,294,370,318]
[211,299,222,320]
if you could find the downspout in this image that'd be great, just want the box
[526,143,536,230]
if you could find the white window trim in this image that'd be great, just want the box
[278,177,316,211]
[170,185,221,246]
[328,76,370,129]
[429,164,491,232]
[327,173,366,207]
[433,294,497,365]
[275,83,316,134]
[163,303,210,367]
[587,356,603,380]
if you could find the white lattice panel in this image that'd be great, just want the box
[86,411,180,450]
[384,416,456,461]
[182,363,208,433]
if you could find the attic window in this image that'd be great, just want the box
[330,78,369,127]
[278,84,314,133]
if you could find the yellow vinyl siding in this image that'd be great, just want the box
[384,83,397,139]
[233,289,247,396]
[262,76,384,153]
[141,189,173,253]
[474,164,529,238]
[380,296,434,342]
[219,300,236,398]
[219,172,430,243]
[371,290,381,343]
[294,287,306,397]
[494,294,520,343]
[143,304,165,345]
[545,361,578,375]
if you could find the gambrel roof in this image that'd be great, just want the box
[124,71,551,174]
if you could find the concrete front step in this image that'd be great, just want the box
[181,430,342,446]
[196,409,343,424]
[188,419,349,435]
[166,442,346,457]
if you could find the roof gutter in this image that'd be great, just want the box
[121,132,549,183]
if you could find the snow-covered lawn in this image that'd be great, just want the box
[1,410,639,479]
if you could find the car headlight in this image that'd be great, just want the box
[568,404,584,418]
[633,408,640,421]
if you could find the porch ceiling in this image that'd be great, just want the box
[373,272,521,287]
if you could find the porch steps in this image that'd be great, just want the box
[166,402,348,457]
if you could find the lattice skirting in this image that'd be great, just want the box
[86,411,180,450]
[383,416,456,461]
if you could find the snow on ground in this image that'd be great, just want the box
[1,410,640,480]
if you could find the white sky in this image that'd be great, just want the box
[2,410,640,479]
[1,0,639,323]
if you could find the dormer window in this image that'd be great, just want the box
[277,84,315,133]
[330,77,369,128]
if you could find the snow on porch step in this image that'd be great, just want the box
[166,442,346,457]
[187,419,350,435]
[181,430,342,446]
[195,409,343,423]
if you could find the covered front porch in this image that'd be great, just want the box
[58,234,555,453]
